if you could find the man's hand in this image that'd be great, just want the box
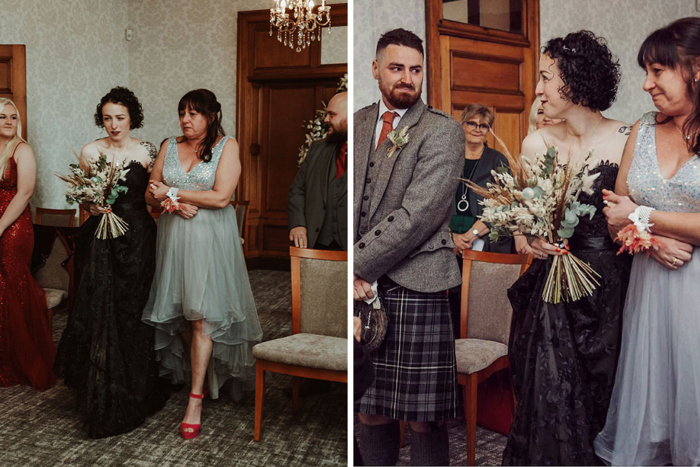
[289,226,308,248]
[353,316,362,342]
[353,277,375,301]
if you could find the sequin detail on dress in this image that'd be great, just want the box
[0,155,55,390]
[143,136,263,399]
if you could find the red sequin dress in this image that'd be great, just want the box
[0,153,56,390]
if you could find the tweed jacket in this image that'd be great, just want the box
[354,99,465,293]
[288,138,347,250]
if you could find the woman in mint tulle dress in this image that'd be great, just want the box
[144,89,262,439]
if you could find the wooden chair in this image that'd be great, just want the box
[457,249,531,465]
[252,246,347,441]
[230,200,249,244]
[35,208,76,227]
[33,233,73,327]
[78,205,90,226]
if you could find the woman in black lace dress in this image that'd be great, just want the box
[502,32,633,465]
[54,87,170,438]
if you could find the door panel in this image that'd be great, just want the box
[237,7,347,262]
[0,45,27,139]
[427,0,540,158]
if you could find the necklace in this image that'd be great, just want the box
[457,153,481,212]
[673,120,693,141]
[585,114,604,151]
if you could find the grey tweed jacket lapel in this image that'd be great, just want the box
[353,103,379,237]
[368,100,426,220]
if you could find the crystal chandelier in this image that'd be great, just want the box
[270,0,331,52]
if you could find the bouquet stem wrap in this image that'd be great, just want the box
[542,243,601,303]
[96,211,129,239]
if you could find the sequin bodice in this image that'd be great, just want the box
[162,136,230,191]
[0,157,19,206]
[628,111,700,212]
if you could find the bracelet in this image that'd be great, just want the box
[629,205,655,232]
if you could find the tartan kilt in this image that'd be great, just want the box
[355,279,457,422]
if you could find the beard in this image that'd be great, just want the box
[326,128,347,143]
[379,78,421,109]
[326,119,347,143]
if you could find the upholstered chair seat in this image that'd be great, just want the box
[455,339,508,374]
[252,334,347,372]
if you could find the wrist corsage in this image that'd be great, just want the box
[615,205,659,255]
[160,187,182,213]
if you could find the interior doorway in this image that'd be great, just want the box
[237,6,347,267]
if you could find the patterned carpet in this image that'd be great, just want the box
[0,270,347,467]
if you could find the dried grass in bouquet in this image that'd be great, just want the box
[55,149,130,239]
[464,132,602,303]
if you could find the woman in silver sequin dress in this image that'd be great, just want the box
[143,89,262,439]
[594,18,700,465]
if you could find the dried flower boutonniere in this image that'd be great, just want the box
[387,127,410,158]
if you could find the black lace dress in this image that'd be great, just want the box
[502,162,632,466]
[55,161,171,439]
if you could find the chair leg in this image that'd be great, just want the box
[292,376,300,414]
[254,362,265,441]
[399,420,407,448]
[463,373,478,466]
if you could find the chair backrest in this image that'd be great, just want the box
[33,235,70,291]
[290,246,347,338]
[460,250,531,346]
[79,205,90,225]
[35,208,76,227]
[230,200,249,239]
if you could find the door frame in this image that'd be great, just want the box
[425,0,540,144]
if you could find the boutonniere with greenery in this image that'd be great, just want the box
[387,127,409,158]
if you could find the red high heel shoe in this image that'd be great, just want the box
[180,392,205,439]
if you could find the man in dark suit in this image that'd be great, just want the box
[287,91,348,251]
[353,29,465,465]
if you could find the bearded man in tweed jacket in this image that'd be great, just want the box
[353,28,465,466]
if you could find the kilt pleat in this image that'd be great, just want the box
[355,281,457,422]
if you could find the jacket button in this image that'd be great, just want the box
[315,228,320,232]
[441,239,447,245]
[428,244,434,249]
[363,195,369,201]
[361,211,367,217]
[359,242,366,249]
[369,162,375,167]
[388,216,394,222]
[366,178,372,184]
[374,230,381,236]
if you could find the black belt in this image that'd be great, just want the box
[567,236,615,251]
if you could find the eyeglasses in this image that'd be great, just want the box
[464,121,491,132]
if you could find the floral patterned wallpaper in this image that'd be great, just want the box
[0,0,346,209]
[353,0,427,112]
[353,0,698,124]
[0,0,129,210]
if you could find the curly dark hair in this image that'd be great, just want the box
[543,31,621,112]
[94,86,144,129]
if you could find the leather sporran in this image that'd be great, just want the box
[354,300,388,353]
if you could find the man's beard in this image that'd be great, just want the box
[380,79,421,109]
[326,127,347,143]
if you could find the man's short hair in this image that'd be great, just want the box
[376,28,424,58]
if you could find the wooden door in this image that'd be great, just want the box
[426,0,539,157]
[237,6,347,267]
[0,45,27,139]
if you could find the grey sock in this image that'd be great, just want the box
[409,424,450,466]
[358,421,401,466]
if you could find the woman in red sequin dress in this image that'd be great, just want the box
[0,98,55,390]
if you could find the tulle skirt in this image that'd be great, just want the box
[594,251,700,465]
[142,205,262,399]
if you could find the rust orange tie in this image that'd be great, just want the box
[376,111,398,148]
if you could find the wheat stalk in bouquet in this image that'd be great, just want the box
[55,149,130,239]
[464,132,602,303]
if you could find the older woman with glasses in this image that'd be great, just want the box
[447,104,514,335]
